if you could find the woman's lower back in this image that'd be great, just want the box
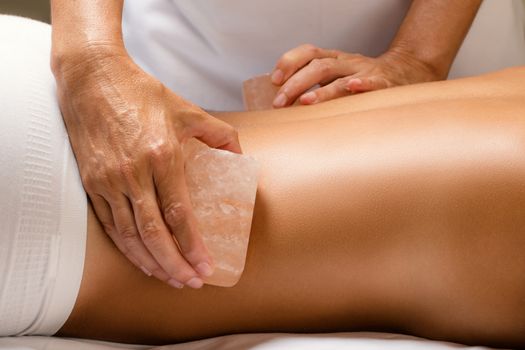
[58,69,525,348]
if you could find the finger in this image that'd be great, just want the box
[89,193,130,262]
[272,44,339,85]
[346,76,390,93]
[273,57,348,108]
[89,193,117,243]
[299,77,352,105]
[185,112,242,154]
[90,193,171,283]
[108,193,174,283]
[131,180,204,289]
[152,142,215,279]
[90,193,170,281]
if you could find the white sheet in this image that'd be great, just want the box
[0,332,508,350]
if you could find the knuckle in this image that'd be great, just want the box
[276,57,289,69]
[81,171,105,192]
[83,156,113,186]
[148,140,175,163]
[118,159,136,183]
[302,43,318,54]
[120,225,138,242]
[140,221,163,244]
[311,58,331,75]
[280,50,297,66]
[164,202,188,230]
[103,223,130,256]
[81,174,96,192]
[117,165,142,198]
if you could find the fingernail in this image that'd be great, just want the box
[140,265,152,277]
[168,278,184,289]
[186,277,204,289]
[196,262,214,277]
[301,91,317,104]
[271,69,284,85]
[273,93,287,108]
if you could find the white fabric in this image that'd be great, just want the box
[0,332,505,350]
[122,0,525,111]
[0,15,87,336]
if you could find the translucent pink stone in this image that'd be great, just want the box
[182,138,261,287]
[242,73,301,110]
[242,73,280,111]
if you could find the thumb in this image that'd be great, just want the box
[186,112,243,154]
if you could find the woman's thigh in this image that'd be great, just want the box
[58,96,525,348]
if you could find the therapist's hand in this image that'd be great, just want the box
[270,44,443,107]
[53,46,241,289]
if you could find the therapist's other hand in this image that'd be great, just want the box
[271,44,443,107]
[53,46,241,289]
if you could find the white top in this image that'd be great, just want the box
[123,0,525,110]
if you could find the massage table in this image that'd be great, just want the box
[0,332,509,350]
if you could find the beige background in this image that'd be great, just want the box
[2,1,525,24]
[1,1,525,25]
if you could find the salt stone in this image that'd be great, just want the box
[242,73,280,111]
[182,138,261,287]
[242,73,301,110]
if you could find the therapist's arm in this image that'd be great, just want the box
[270,0,483,107]
[50,0,242,289]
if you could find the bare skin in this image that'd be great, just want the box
[57,68,525,348]
[50,0,482,290]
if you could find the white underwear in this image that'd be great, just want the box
[0,15,87,336]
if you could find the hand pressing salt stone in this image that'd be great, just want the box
[182,138,261,287]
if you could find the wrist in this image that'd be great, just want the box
[51,41,129,85]
[382,45,447,82]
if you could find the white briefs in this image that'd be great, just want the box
[0,15,87,336]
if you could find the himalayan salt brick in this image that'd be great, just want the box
[242,73,301,111]
[242,73,280,111]
[182,138,261,287]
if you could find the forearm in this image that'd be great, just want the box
[50,0,126,75]
[388,0,482,79]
